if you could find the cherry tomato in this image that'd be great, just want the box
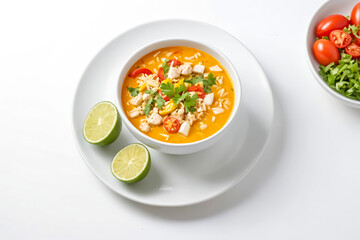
[158,89,170,101]
[316,14,349,38]
[313,39,340,65]
[167,59,182,67]
[188,85,205,99]
[128,68,152,78]
[157,67,165,81]
[163,116,181,133]
[329,30,352,48]
[351,2,360,26]
[345,42,360,58]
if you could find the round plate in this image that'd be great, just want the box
[72,19,274,207]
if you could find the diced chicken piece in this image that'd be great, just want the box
[130,93,143,106]
[168,66,181,79]
[147,112,163,126]
[178,122,190,137]
[212,107,225,115]
[129,108,141,118]
[139,121,151,133]
[179,63,192,75]
[209,65,223,72]
[192,64,205,74]
[204,93,214,105]
[143,93,151,101]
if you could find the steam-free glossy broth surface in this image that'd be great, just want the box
[121,46,234,143]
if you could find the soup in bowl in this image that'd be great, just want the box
[117,39,241,155]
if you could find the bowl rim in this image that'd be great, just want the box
[305,0,360,106]
[116,38,242,147]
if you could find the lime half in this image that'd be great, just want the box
[111,144,151,183]
[83,101,121,146]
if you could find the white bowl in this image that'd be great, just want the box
[116,39,242,155]
[305,0,360,108]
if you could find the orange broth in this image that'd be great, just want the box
[121,46,234,143]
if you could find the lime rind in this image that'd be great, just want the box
[111,144,151,183]
[83,101,122,146]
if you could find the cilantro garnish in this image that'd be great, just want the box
[160,82,175,98]
[155,95,165,109]
[144,89,157,95]
[127,87,139,96]
[185,73,217,93]
[175,83,186,94]
[160,81,187,99]
[162,59,170,74]
[143,96,153,116]
[173,92,189,105]
[184,94,198,113]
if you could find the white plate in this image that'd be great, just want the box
[72,19,274,207]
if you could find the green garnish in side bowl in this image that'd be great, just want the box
[319,52,360,100]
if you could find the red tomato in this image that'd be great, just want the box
[168,59,182,67]
[163,117,181,133]
[128,68,152,78]
[157,67,165,81]
[345,42,360,58]
[351,2,360,26]
[329,30,352,48]
[316,14,349,38]
[313,39,340,65]
[158,89,170,101]
[188,85,205,99]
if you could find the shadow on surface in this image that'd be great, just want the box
[106,83,286,220]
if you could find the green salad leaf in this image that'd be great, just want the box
[343,25,360,38]
[319,52,360,100]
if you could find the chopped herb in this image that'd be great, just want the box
[160,81,175,98]
[343,25,360,38]
[155,94,165,109]
[144,89,157,95]
[322,36,330,40]
[207,73,216,86]
[185,75,204,85]
[175,84,186,94]
[127,87,139,96]
[185,73,217,93]
[319,52,360,100]
[184,94,198,113]
[162,59,170,74]
[173,92,189,105]
[143,96,153,116]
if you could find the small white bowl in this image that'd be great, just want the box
[306,0,360,108]
[116,39,242,155]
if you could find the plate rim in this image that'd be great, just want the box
[71,18,275,207]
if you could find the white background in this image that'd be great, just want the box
[1,0,360,239]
